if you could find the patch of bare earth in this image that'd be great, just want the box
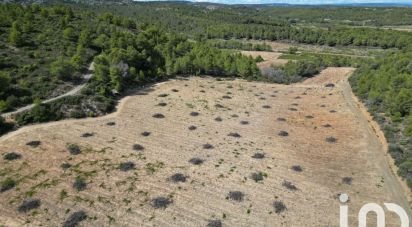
[0,68,410,226]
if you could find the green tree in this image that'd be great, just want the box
[50,58,75,81]
[8,21,23,47]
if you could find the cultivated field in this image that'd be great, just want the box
[0,68,410,226]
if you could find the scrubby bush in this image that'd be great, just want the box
[73,177,87,191]
[141,131,151,136]
[26,140,41,147]
[207,219,222,227]
[67,144,81,155]
[61,163,72,170]
[227,191,244,202]
[250,171,267,182]
[81,133,94,138]
[151,197,172,209]
[190,111,200,116]
[133,144,145,151]
[4,152,22,161]
[228,132,241,138]
[153,113,165,118]
[189,158,204,165]
[169,173,188,183]
[325,137,337,143]
[188,125,197,130]
[273,201,287,214]
[291,165,303,172]
[251,153,265,159]
[63,211,87,227]
[342,177,353,185]
[119,162,135,171]
[203,143,214,149]
[17,199,41,213]
[240,120,249,125]
[214,117,223,122]
[278,131,289,137]
[1,177,16,192]
[282,180,298,191]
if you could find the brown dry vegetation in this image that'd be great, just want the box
[0,68,410,226]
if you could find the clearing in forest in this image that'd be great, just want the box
[0,67,410,226]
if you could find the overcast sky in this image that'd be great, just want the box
[134,0,412,4]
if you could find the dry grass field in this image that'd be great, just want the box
[0,68,410,226]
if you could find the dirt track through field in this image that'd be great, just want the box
[0,67,410,226]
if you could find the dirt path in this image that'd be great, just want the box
[341,76,412,214]
[1,65,93,119]
[0,68,410,226]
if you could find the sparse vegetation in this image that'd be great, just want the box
[67,143,81,155]
[278,131,289,137]
[250,171,267,182]
[273,201,287,214]
[169,173,188,183]
[73,177,87,191]
[141,131,151,137]
[133,144,145,151]
[188,125,197,130]
[342,177,353,185]
[63,211,87,227]
[203,143,214,149]
[215,117,223,122]
[251,153,265,159]
[291,165,303,172]
[151,197,173,209]
[26,140,41,147]
[61,163,72,170]
[81,132,94,138]
[3,152,22,161]
[119,162,135,172]
[228,132,241,138]
[1,177,16,192]
[189,158,204,165]
[153,113,165,119]
[207,219,222,227]
[325,137,337,143]
[17,199,41,213]
[190,112,200,117]
[282,180,298,191]
[227,191,244,202]
[240,120,249,125]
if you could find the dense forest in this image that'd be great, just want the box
[0,1,412,189]
[0,3,259,126]
[86,2,412,49]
